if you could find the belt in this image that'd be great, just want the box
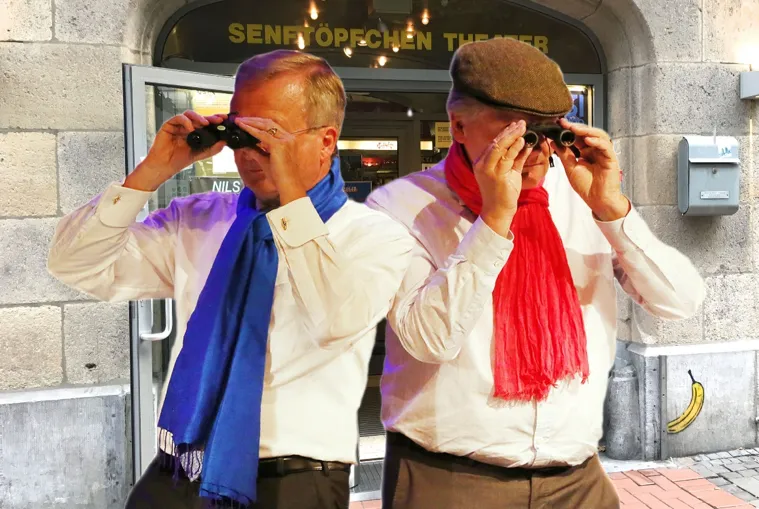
[157,451,351,479]
[386,431,583,477]
[258,456,352,478]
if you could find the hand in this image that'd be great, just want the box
[234,117,308,205]
[125,111,227,192]
[472,120,533,238]
[551,118,630,222]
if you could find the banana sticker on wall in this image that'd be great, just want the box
[667,370,705,434]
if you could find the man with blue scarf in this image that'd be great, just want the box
[48,50,414,508]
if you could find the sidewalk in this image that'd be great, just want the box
[349,456,759,508]
[672,449,759,506]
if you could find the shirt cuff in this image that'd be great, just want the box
[456,217,514,276]
[96,183,153,228]
[266,197,329,248]
[594,205,655,254]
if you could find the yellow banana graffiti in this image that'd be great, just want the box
[667,370,704,434]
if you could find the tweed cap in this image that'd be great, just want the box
[450,38,573,117]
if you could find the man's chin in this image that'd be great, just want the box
[521,168,548,189]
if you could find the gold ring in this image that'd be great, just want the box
[266,127,278,136]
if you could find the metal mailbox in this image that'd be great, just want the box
[677,136,740,216]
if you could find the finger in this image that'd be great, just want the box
[236,116,286,134]
[551,142,577,171]
[559,118,610,141]
[165,114,195,134]
[497,136,526,174]
[184,110,210,129]
[205,114,226,124]
[512,145,534,172]
[581,137,616,164]
[235,119,274,141]
[478,121,525,173]
[234,119,278,153]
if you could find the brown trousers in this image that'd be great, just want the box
[124,453,350,509]
[382,433,620,509]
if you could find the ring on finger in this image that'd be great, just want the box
[266,127,278,136]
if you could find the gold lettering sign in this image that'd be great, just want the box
[434,122,452,149]
[228,23,549,54]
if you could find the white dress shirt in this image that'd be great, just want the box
[48,182,414,465]
[365,158,705,469]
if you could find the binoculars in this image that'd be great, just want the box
[523,124,576,148]
[186,115,260,151]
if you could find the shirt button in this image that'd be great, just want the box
[281,217,289,231]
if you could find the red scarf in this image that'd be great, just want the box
[444,142,589,401]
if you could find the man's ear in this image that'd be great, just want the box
[321,126,339,161]
[449,112,467,145]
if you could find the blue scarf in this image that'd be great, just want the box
[157,158,348,505]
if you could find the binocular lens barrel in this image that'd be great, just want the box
[522,126,576,148]
[523,131,540,147]
[557,130,575,147]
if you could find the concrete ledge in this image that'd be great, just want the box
[628,340,759,357]
[0,383,130,404]
[0,387,132,508]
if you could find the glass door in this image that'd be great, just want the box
[123,65,236,480]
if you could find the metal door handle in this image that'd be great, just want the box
[140,299,174,341]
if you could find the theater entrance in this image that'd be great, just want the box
[123,63,600,500]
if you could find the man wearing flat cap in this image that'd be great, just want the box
[366,38,705,508]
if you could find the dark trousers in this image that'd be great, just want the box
[125,454,350,509]
[382,432,620,509]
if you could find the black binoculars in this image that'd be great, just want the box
[186,114,260,151]
[523,124,576,148]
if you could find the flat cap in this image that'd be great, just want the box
[450,38,573,117]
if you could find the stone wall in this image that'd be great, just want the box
[544,0,759,346]
[0,1,184,506]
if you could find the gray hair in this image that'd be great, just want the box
[235,50,347,134]
[446,88,488,120]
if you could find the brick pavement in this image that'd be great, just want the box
[672,448,759,507]
[348,465,759,508]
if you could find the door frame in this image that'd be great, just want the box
[122,64,237,481]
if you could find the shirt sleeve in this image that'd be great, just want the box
[366,197,514,364]
[47,182,178,302]
[595,205,705,320]
[266,197,415,349]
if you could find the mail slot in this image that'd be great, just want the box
[677,136,740,216]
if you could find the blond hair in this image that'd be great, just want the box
[234,50,347,134]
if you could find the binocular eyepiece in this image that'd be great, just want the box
[186,116,260,151]
[523,125,575,148]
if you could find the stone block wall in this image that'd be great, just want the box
[0,1,184,506]
[554,0,759,346]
